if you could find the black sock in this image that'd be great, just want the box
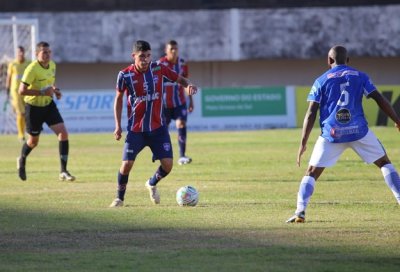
[59,140,69,172]
[117,172,129,201]
[20,143,33,162]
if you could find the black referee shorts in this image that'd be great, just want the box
[25,101,64,136]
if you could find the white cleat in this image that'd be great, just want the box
[178,156,192,165]
[286,211,306,223]
[59,171,76,181]
[145,180,160,204]
[109,198,124,207]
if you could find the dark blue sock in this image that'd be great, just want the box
[117,172,129,201]
[178,127,187,157]
[149,166,169,186]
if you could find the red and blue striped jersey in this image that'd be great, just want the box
[116,62,179,132]
[159,56,188,109]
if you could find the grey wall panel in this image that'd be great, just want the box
[1,5,400,62]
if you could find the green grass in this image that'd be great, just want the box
[1,127,400,271]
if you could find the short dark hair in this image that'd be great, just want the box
[133,40,151,52]
[36,41,50,52]
[329,45,348,65]
[166,40,178,46]
[17,46,25,52]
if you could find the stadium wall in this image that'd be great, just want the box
[1,5,400,63]
[1,6,399,132]
[1,6,399,90]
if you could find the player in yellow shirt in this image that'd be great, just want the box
[6,46,30,142]
[17,41,75,182]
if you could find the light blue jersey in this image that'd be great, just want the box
[307,65,377,143]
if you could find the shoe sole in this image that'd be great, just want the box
[59,175,76,182]
[178,160,192,165]
[59,177,75,182]
[109,201,124,207]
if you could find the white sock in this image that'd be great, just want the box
[381,164,400,204]
[296,176,316,214]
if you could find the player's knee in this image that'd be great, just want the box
[161,160,173,173]
[120,161,134,174]
[374,155,391,168]
[27,138,38,148]
[305,166,324,180]
[58,131,69,141]
[176,120,186,128]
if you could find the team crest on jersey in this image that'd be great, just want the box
[163,143,171,151]
[152,66,161,72]
[335,108,351,124]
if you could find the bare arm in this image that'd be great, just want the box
[18,82,58,97]
[297,101,319,166]
[113,90,124,141]
[176,75,197,96]
[368,90,400,130]
[187,94,194,113]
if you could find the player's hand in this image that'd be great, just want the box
[42,86,57,97]
[395,122,400,132]
[53,87,62,100]
[297,144,307,167]
[114,127,122,141]
[187,84,198,96]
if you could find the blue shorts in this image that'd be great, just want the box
[122,126,173,161]
[164,104,187,125]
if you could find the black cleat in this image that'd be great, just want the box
[17,157,26,181]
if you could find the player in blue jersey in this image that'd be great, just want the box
[287,45,400,223]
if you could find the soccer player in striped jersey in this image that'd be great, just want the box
[17,41,75,182]
[159,40,194,165]
[109,40,198,207]
[6,46,30,142]
[287,45,400,223]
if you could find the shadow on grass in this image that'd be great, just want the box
[1,207,400,272]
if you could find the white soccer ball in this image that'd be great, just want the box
[176,185,199,206]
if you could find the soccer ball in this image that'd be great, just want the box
[176,185,199,206]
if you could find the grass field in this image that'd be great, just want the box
[1,127,400,271]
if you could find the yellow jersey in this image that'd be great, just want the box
[7,59,30,96]
[21,60,56,107]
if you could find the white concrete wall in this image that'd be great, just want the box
[1,5,400,62]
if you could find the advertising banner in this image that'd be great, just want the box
[188,86,296,131]
[47,86,296,133]
[52,90,126,133]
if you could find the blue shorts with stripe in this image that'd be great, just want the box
[122,125,173,161]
